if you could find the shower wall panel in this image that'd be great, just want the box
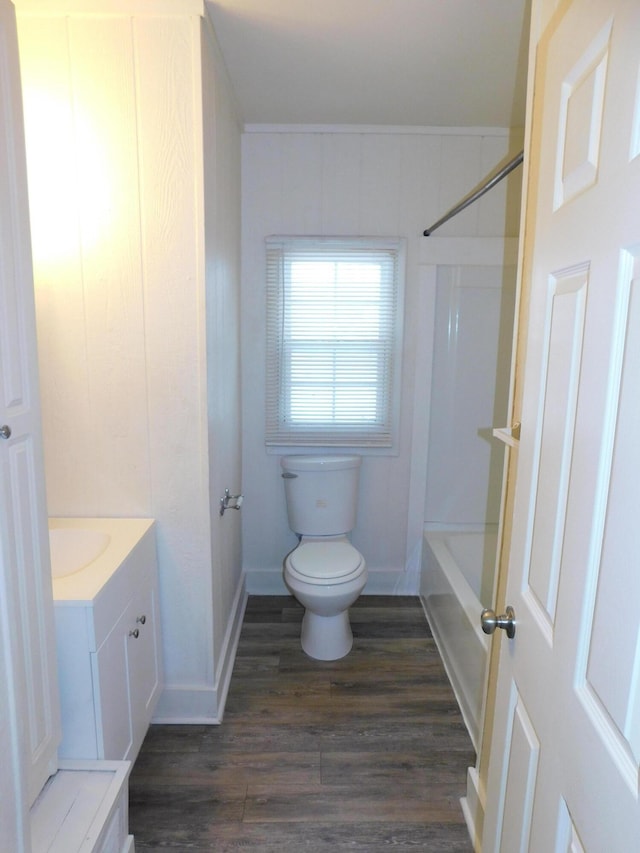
[425,262,517,527]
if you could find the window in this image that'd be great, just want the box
[265,236,404,448]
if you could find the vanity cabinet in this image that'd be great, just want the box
[30,761,134,853]
[53,521,163,764]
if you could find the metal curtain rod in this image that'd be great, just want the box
[423,150,524,236]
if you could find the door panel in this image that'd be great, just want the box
[556,800,586,853]
[484,1,640,849]
[553,18,610,209]
[0,0,59,813]
[527,267,586,627]
[583,262,640,760]
[571,251,640,797]
[92,604,134,761]
[499,689,539,853]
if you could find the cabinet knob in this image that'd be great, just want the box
[136,614,146,625]
[129,628,140,639]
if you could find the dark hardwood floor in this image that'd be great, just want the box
[129,595,475,851]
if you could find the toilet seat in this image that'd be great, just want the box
[287,540,363,582]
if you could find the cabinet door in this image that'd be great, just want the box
[92,603,134,761]
[128,577,162,758]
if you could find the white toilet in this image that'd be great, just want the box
[281,454,368,660]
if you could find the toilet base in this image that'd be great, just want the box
[301,609,353,660]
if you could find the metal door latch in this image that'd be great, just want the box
[220,489,243,516]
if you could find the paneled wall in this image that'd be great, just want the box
[241,127,523,592]
[16,1,243,722]
[201,20,244,691]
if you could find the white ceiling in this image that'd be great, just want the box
[205,0,531,128]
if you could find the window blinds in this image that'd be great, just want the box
[265,237,404,447]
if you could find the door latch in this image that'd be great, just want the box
[220,489,243,516]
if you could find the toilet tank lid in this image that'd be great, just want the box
[280,454,361,472]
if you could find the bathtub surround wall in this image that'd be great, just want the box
[417,232,518,753]
[425,261,517,530]
[241,127,523,593]
[16,0,243,723]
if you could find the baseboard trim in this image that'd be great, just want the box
[153,574,248,724]
[153,684,221,724]
[215,576,248,720]
[245,569,289,595]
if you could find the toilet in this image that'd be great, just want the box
[281,454,367,660]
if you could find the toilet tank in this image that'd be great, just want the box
[281,455,361,536]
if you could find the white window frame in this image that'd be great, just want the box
[265,236,405,452]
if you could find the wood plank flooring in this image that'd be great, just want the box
[129,595,475,851]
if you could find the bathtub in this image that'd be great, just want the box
[420,526,497,750]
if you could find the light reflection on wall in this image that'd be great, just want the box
[21,86,112,275]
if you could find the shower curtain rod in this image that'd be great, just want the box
[423,150,524,236]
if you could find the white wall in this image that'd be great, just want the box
[241,127,523,593]
[201,19,244,695]
[17,2,243,722]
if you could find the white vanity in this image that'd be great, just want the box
[51,518,163,763]
[30,761,133,853]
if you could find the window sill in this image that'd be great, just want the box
[265,442,400,457]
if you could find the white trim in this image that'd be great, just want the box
[265,236,405,450]
[14,0,204,15]
[151,684,220,725]
[152,575,247,724]
[213,578,248,720]
[245,569,289,596]
[404,264,438,592]
[244,123,519,137]
[362,569,406,595]
[153,685,221,725]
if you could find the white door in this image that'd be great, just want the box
[0,0,59,826]
[483,0,640,849]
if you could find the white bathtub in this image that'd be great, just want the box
[420,526,497,750]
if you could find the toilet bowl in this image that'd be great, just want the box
[280,454,367,661]
[284,536,367,660]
